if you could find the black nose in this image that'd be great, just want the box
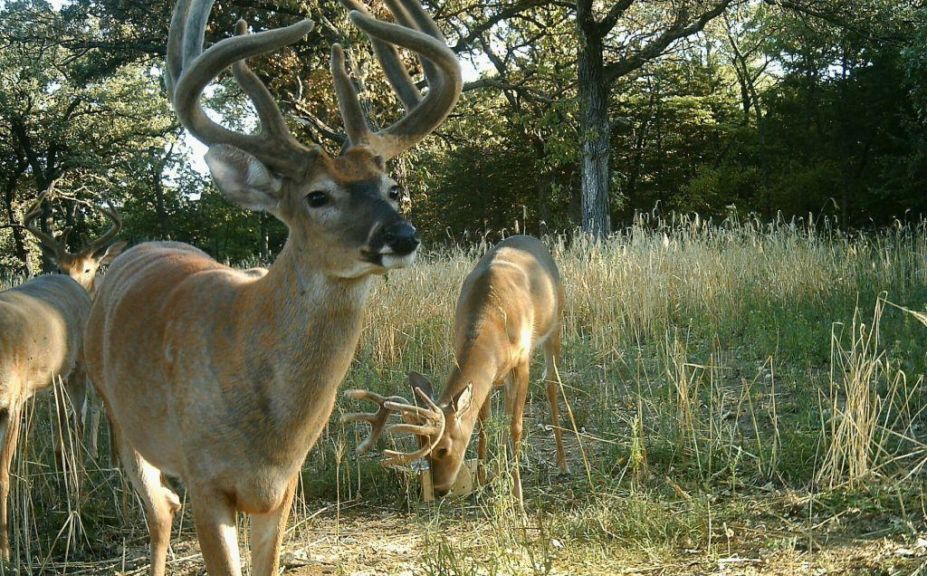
[382,222,420,255]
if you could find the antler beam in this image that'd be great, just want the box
[342,387,446,465]
[332,0,462,160]
[167,0,316,175]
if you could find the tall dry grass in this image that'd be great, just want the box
[2,214,926,573]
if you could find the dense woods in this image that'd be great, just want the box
[1,0,925,269]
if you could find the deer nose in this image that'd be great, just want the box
[381,222,420,255]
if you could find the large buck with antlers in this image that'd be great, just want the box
[0,191,124,561]
[344,235,567,506]
[83,0,460,573]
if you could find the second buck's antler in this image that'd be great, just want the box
[342,388,446,465]
[85,0,460,574]
[23,189,126,293]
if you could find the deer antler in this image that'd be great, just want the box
[341,387,446,465]
[382,388,445,465]
[166,0,317,176]
[23,187,66,260]
[84,200,123,256]
[331,0,462,160]
[341,389,410,454]
[167,0,459,172]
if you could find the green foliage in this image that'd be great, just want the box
[2,0,927,265]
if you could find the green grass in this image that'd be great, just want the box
[3,214,927,573]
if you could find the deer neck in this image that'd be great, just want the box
[235,241,373,454]
[441,336,504,432]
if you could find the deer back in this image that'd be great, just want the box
[451,235,563,380]
[0,275,90,403]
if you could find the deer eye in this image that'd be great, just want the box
[388,185,402,202]
[435,447,449,459]
[306,191,330,208]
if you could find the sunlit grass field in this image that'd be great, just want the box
[4,214,927,574]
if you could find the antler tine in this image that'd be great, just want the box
[340,389,411,455]
[383,0,442,84]
[345,0,462,160]
[86,200,123,255]
[231,20,291,140]
[331,44,374,147]
[381,387,446,465]
[339,0,420,111]
[167,0,316,173]
[22,188,66,259]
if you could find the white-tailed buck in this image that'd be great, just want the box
[0,191,124,561]
[83,0,460,573]
[344,235,567,506]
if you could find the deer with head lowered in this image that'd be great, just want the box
[344,235,568,507]
[0,191,124,561]
[83,0,460,573]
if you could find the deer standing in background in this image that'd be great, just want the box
[344,235,567,507]
[83,0,460,573]
[0,191,124,561]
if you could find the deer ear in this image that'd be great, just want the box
[451,383,472,416]
[97,240,128,264]
[205,145,281,212]
[407,371,434,399]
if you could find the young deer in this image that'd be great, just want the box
[0,191,124,561]
[83,0,460,574]
[344,235,567,506]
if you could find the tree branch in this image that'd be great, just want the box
[603,0,738,84]
[599,0,637,36]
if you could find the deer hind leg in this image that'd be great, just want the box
[250,475,298,576]
[86,386,103,460]
[477,399,492,485]
[543,331,569,473]
[190,486,241,576]
[0,404,22,563]
[113,424,180,576]
[505,361,530,509]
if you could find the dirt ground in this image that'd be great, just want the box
[46,501,922,576]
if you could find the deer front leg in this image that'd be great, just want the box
[0,404,22,563]
[477,399,491,485]
[191,486,241,576]
[505,361,529,509]
[250,475,298,576]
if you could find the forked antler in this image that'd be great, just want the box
[340,389,409,454]
[84,200,122,256]
[23,188,66,260]
[167,0,461,175]
[166,0,316,175]
[341,387,446,465]
[23,190,123,259]
[332,0,462,159]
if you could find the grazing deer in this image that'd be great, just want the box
[344,235,567,507]
[83,0,460,573]
[0,191,125,561]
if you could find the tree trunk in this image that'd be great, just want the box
[576,4,611,238]
[2,184,32,276]
[260,213,270,260]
